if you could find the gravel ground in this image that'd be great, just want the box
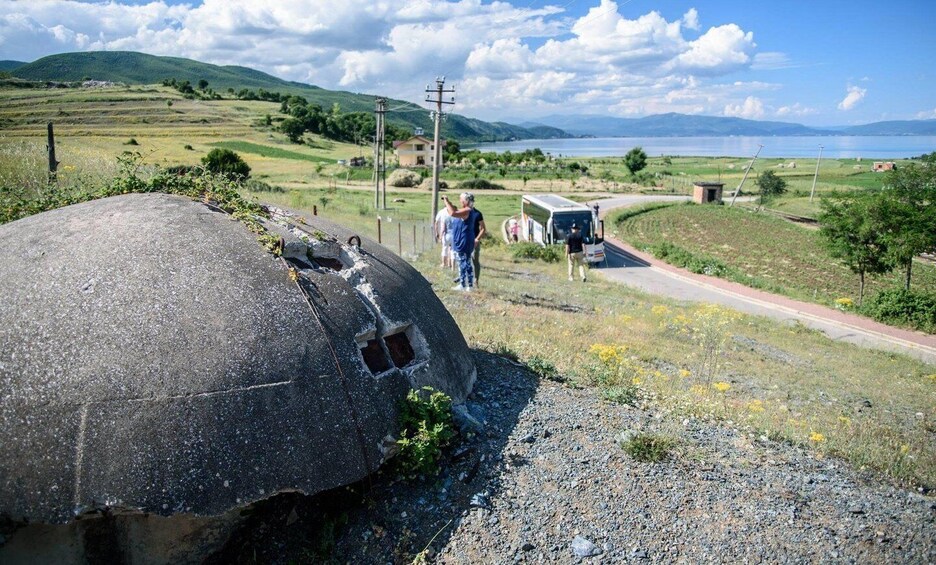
[226,350,935,563]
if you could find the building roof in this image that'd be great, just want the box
[392,135,447,149]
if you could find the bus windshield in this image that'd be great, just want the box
[552,212,594,243]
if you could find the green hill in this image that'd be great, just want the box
[11,51,567,142]
[0,61,25,72]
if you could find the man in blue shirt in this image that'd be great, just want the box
[443,192,481,291]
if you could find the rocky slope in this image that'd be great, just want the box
[216,350,934,563]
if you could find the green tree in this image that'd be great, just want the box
[756,170,787,205]
[279,117,306,143]
[878,155,936,289]
[819,193,893,305]
[624,147,648,175]
[197,79,209,90]
[201,148,250,180]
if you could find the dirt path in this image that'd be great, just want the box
[594,197,936,366]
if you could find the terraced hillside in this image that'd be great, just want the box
[0,83,358,183]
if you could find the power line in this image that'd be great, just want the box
[425,77,455,225]
[373,97,387,210]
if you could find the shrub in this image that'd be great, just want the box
[526,355,561,381]
[388,168,421,188]
[602,385,638,405]
[395,387,456,476]
[201,148,250,180]
[457,178,505,190]
[417,177,448,191]
[619,432,674,462]
[649,241,731,277]
[244,179,284,193]
[124,138,139,146]
[860,288,936,333]
[509,242,563,263]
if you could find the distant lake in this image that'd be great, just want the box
[466,136,936,159]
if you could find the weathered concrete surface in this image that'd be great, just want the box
[0,193,475,527]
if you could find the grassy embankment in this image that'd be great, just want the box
[3,83,933,488]
[405,237,936,490]
[609,202,936,316]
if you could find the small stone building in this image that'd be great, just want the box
[692,181,724,204]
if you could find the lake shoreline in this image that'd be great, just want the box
[465,135,936,159]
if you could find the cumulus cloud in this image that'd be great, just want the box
[682,8,700,31]
[838,85,867,111]
[776,103,817,117]
[672,24,755,74]
[915,108,936,119]
[0,0,776,121]
[724,96,765,119]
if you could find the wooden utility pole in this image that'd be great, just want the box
[729,144,763,207]
[47,122,59,184]
[425,77,455,225]
[809,144,824,203]
[373,97,386,209]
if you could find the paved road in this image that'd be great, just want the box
[593,196,936,366]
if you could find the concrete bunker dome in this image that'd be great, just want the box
[0,193,476,524]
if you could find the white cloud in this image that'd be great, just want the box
[751,52,793,70]
[682,8,700,31]
[0,0,778,122]
[915,108,936,119]
[724,96,765,119]
[776,103,816,117]
[671,24,755,74]
[838,85,867,111]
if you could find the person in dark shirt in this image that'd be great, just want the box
[565,223,586,282]
[468,194,486,286]
[443,192,481,291]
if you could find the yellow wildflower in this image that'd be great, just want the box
[651,305,670,316]
[837,416,851,426]
[747,399,765,413]
[679,369,691,378]
[900,444,910,454]
[809,431,825,443]
[690,385,707,396]
[712,382,731,392]
[834,297,854,310]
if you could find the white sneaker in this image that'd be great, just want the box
[568,276,573,281]
[464,285,472,292]
[452,284,465,291]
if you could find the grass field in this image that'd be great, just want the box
[0,84,364,185]
[393,233,936,490]
[610,203,936,309]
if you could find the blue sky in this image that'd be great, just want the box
[1,0,934,126]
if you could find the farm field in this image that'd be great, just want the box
[0,84,364,185]
[610,203,936,309]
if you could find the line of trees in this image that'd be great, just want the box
[278,96,409,147]
[819,154,936,305]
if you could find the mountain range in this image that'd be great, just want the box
[523,113,936,137]
[4,51,936,139]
